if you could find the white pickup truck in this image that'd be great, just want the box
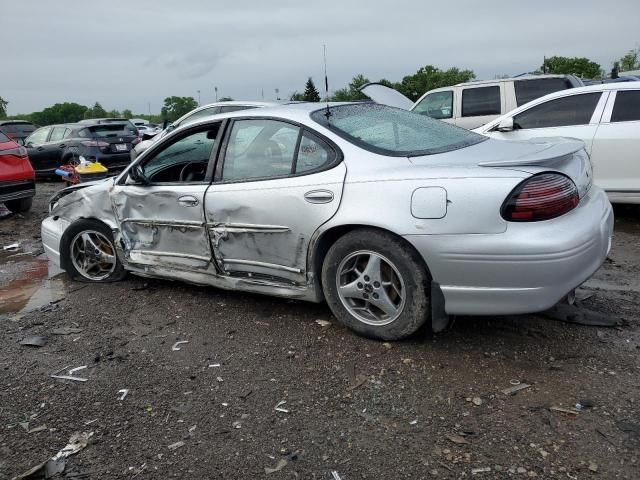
[361,74,583,130]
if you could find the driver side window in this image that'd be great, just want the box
[141,124,219,183]
[413,91,453,119]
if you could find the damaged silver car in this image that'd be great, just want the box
[41,103,613,340]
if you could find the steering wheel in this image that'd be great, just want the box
[179,162,207,182]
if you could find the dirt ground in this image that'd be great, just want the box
[1,183,639,479]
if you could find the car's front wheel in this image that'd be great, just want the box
[321,229,430,340]
[62,219,126,282]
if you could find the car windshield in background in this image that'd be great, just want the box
[0,131,10,142]
[0,122,36,136]
[311,104,486,157]
[88,124,130,137]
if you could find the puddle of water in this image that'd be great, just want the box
[0,246,66,318]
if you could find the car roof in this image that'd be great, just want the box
[450,74,576,88]
[0,120,34,125]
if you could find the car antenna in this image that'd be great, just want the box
[323,44,331,120]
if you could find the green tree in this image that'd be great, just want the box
[84,102,107,119]
[303,78,321,102]
[332,74,372,101]
[122,109,133,119]
[397,66,475,101]
[31,102,89,125]
[541,56,601,78]
[160,96,198,121]
[0,96,8,118]
[107,109,120,117]
[619,48,639,71]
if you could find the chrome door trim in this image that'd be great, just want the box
[129,250,211,262]
[208,223,291,234]
[120,218,205,229]
[223,258,303,274]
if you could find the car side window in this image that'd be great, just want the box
[49,127,67,142]
[461,86,501,117]
[413,91,453,119]
[141,124,220,183]
[295,132,334,173]
[222,120,300,181]
[26,127,52,146]
[514,78,572,107]
[610,90,640,122]
[513,93,601,129]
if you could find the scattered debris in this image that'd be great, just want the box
[51,327,84,335]
[348,374,367,391]
[118,389,129,401]
[68,365,87,375]
[264,459,287,474]
[15,431,93,479]
[549,406,579,416]
[27,424,47,434]
[216,376,224,383]
[208,363,221,368]
[588,462,598,472]
[274,400,290,413]
[20,335,48,347]
[382,342,392,349]
[331,471,343,480]
[446,434,470,445]
[171,340,189,351]
[167,441,185,450]
[409,419,418,425]
[541,303,623,327]
[472,467,491,474]
[315,319,332,327]
[472,397,483,406]
[51,375,88,382]
[3,242,20,251]
[501,383,531,395]
[509,379,521,385]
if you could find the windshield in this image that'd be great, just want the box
[311,104,486,156]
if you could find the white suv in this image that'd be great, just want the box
[361,75,583,129]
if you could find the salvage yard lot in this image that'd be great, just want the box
[1,184,639,479]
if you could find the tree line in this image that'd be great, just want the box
[1,46,638,123]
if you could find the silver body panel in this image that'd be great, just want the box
[42,103,613,316]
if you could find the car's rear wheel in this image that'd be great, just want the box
[4,197,33,213]
[62,219,126,282]
[321,229,430,340]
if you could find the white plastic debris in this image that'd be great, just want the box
[51,375,88,382]
[118,389,129,401]
[167,441,185,450]
[68,365,87,375]
[3,243,20,251]
[172,340,189,351]
[331,471,343,480]
[274,400,289,413]
[409,419,418,425]
[208,363,221,368]
[315,319,332,327]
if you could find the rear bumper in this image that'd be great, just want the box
[405,187,614,315]
[0,180,35,203]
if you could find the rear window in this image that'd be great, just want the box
[461,86,501,117]
[88,124,130,137]
[515,78,573,106]
[0,122,36,135]
[611,90,640,122]
[311,103,486,157]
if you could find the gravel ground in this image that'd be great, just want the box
[1,183,639,479]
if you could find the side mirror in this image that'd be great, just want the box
[495,117,514,132]
[129,163,149,185]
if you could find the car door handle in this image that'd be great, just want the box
[177,195,199,207]
[37,147,44,151]
[304,190,334,204]
[59,144,66,148]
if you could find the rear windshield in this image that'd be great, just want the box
[514,78,573,106]
[0,122,36,135]
[311,104,486,156]
[88,124,130,137]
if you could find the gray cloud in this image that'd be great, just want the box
[2,0,638,114]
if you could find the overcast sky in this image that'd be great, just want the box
[3,0,638,114]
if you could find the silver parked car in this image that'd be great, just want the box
[41,103,613,340]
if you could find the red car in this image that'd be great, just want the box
[0,129,35,213]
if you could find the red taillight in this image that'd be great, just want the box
[81,140,109,147]
[501,173,579,222]
[0,146,28,157]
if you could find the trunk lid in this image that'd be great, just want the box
[359,83,414,110]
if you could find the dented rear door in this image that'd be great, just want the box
[205,119,346,284]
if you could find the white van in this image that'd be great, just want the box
[361,75,583,130]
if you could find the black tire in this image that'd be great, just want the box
[321,228,430,341]
[4,197,33,213]
[61,219,127,283]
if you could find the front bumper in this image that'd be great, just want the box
[405,187,614,315]
[41,215,70,268]
[0,180,35,203]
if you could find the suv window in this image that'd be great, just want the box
[26,127,52,145]
[461,86,501,117]
[142,124,220,183]
[513,93,601,129]
[49,126,67,142]
[222,119,300,181]
[413,91,453,119]
[611,90,640,122]
[514,78,573,107]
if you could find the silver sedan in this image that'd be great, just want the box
[41,103,613,340]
